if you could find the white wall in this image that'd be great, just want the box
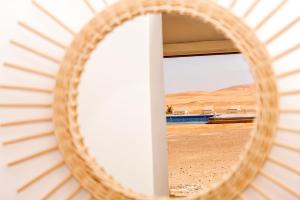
[78,14,168,196]
[0,0,299,199]
[148,14,169,196]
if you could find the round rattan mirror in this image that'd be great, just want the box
[77,11,258,197]
[1,0,299,200]
[53,0,278,199]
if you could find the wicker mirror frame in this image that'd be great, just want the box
[53,0,279,199]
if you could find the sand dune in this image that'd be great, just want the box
[165,84,256,114]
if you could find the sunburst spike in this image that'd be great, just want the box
[0,84,52,94]
[32,0,76,35]
[280,89,300,97]
[268,156,300,175]
[10,40,61,64]
[18,160,64,192]
[229,0,238,10]
[254,0,288,31]
[2,131,54,146]
[4,62,55,79]
[273,141,300,153]
[249,183,272,200]
[41,174,73,200]
[242,0,260,19]
[0,117,52,127]
[271,43,300,62]
[83,0,97,14]
[18,21,67,50]
[277,126,300,134]
[7,145,58,167]
[66,185,82,200]
[280,109,300,114]
[101,0,108,7]
[0,103,51,109]
[238,194,247,200]
[276,67,300,79]
[265,17,300,45]
[260,170,300,198]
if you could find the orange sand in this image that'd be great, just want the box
[167,123,253,197]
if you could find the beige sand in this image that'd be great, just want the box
[167,123,253,197]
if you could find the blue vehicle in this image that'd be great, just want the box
[166,114,215,124]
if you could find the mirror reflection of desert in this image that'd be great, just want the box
[166,84,256,197]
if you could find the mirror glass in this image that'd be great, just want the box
[163,15,256,196]
[77,13,256,197]
[164,55,256,197]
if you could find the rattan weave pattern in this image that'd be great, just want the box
[53,0,278,199]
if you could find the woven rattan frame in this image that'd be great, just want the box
[53,0,279,199]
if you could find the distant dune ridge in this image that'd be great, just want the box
[165,84,256,114]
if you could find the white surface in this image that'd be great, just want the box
[78,14,168,196]
[148,14,169,196]
[0,0,299,199]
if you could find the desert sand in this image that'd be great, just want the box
[166,84,256,197]
[167,123,253,197]
[166,84,256,114]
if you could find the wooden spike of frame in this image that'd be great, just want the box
[41,174,73,200]
[0,103,51,109]
[271,43,300,62]
[273,141,300,153]
[260,170,300,198]
[18,21,67,50]
[276,67,300,79]
[18,160,64,192]
[0,117,52,127]
[10,40,61,64]
[3,131,54,145]
[249,183,272,200]
[229,0,238,10]
[4,62,55,79]
[8,145,58,167]
[0,84,52,94]
[277,126,300,134]
[242,0,260,19]
[265,17,300,45]
[280,109,300,114]
[268,156,300,175]
[101,0,108,6]
[254,0,288,31]
[32,0,76,35]
[66,186,82,200]
[83,0,97,14]
[238,194,247,200]
[280,89,300,96]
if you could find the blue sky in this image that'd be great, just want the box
[163,54,254,94]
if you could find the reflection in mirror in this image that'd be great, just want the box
[78,13,256,198]
[164,55,256,197]
[163,14,256,197]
